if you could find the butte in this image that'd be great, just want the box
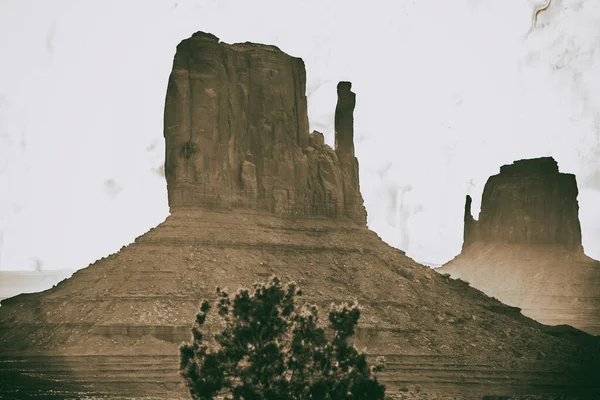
[0,33,598,399]
[440,157,600,335]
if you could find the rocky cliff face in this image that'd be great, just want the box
[443,157,600,335]
[164,32,365,224]
[463,157,582,250]
[0,36,599,399]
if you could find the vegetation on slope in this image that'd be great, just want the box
[180,276,386,400]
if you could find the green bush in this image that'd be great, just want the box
[180,276,386,400]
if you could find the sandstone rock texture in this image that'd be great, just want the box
[442,157,600,335]
[463,157,582,250]
[0,35,598,399]
[164,32,366,224]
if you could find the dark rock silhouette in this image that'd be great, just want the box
[442,157,600,335]
[0,35,598,399]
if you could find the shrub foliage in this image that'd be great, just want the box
[180,276,386,400]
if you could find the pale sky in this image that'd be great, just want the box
[1,0,599,272]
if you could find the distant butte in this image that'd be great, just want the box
[441,156,600,335]
[0,34,599,399]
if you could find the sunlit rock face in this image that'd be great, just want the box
[443,157,600,335]
[163,32,366,224]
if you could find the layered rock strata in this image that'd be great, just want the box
[442,157,600,335]
[164,31,366,224]
[0,36,598,399]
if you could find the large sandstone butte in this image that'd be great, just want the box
[441,157,600,335]
[0,34,599,399]
[164,31,365,224]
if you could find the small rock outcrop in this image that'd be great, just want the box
[442,157,600,335]
[164,32,366,224]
